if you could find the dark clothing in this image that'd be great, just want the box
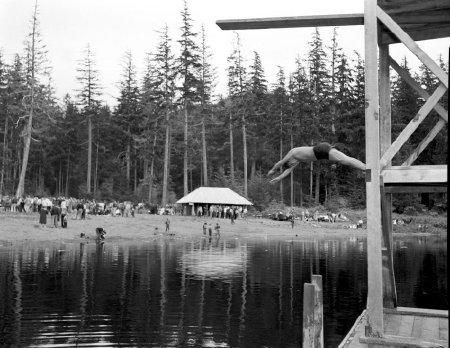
[39,209,47,225]
[313,142,333,160]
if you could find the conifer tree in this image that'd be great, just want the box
[3,55,26,195]
[115,50,140,192]
[198,25,215,186]
[154,25,176,206]
[227,33,249,196]
[177,0,201,196]
[76,44,102,195]
[391,57,418,164]
[307,28,331,204]
[0,51,8,196]
[16,0,50,198]
[140,53,163,204]
[247,51,267,181]
[271,66,287,202]
[288,57,311,206]
[329,33,353,198]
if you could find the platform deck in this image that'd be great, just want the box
[339,307,448,348]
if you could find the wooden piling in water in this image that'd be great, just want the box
[302,274,324,348]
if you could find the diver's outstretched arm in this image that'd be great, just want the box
[267,151,293,176]
[269,162,299,183]
[328,149,366,170]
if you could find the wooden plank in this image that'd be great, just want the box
[360,334,448,347]
[398,314,415,337]
[389,57,448,123]
[381,180,397,308]
[364,0,384,336]
[387,307,449,318]
[382,165,447,184]
[381,24,450,44]
[303,283,316,348]
[338,310,367,348]
[439,318,448,341]
[378,0,450,14]
[376,6,448,87]
[403,119,447,165]
[422,317,440,341]
[379,45,392,158]
[379,45,397,310]
[215,13,364,30]
[404,25,450,42]
[380,83,448,168]
[385,314,402,335]
[412,315,424,338]
[391,10,450,25]
[311,275,324,348]
[384,185,447,193]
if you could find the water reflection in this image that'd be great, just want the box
[0,235,446,347]
[181,239,247,280]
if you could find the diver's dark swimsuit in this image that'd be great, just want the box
[313,142,333,160]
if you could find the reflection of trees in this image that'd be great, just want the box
[0,236,445,347]
[394,237,448,309]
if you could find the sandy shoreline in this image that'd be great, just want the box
[0,211,373,244]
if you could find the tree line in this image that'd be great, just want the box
[0,0,447,211]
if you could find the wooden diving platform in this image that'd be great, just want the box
[339,308,449,348]
[217,1,448,347]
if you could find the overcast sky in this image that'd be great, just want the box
[1,0,448,106]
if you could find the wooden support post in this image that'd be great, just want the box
[303,283,316,348]
[303,275,324,348]
[364,0,384,336]
[311,275,324,347]
[379,44,397,310]
[380,178,398,309]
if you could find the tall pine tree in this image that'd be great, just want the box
[177,0,201,196]
[76,44,102,195]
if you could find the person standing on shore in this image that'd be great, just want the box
[165,218,170,233]
[39,206,48,227]
[61,200,68,228]
[51,203,60,228]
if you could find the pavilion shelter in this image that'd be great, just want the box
[176,187,253,216]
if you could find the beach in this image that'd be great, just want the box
[0,211,373,244]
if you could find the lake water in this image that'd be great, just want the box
[0,234,447,347]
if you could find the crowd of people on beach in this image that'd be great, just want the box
[0,196,154,228]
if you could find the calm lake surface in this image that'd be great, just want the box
[0,234,447,347]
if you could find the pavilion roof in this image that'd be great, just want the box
[176,187,253,206]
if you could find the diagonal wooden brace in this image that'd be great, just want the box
[402,119,447,166]
[380,84,447,169]
[389,57,448,123]
[377,6,448,88]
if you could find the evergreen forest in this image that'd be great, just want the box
[0,1,448,211]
